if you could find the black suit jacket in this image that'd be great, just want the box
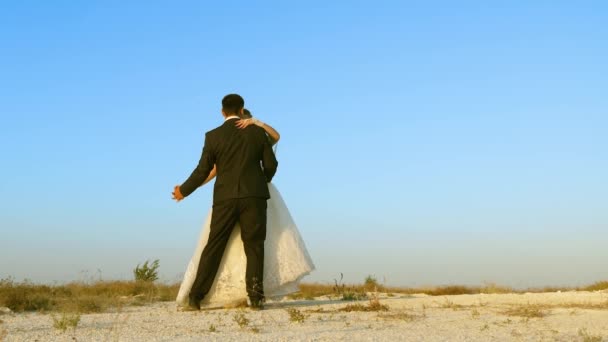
[179,118,278,204]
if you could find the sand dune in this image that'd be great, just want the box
[2,290,608,341]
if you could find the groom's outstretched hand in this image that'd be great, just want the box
[172,185,184,202]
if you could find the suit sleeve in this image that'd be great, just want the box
[261,131,278,182]
[179,133,215,197]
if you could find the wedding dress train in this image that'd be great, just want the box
[176,183,314,307]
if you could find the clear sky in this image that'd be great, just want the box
[1,1,607,288]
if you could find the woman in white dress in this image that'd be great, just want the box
[176,110,315,308]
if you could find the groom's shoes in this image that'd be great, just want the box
[181,298,201,312]
[249,298,264,311]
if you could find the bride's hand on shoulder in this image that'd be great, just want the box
[237,118,280,144]
[235,118,254,129]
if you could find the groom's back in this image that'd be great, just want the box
[208,119,277,203]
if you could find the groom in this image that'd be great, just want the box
[172,94,278,310]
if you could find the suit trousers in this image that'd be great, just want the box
[189,197,267,302]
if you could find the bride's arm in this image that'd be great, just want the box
[257,120,281,144]
[201,165,217,186]
[235,118,281,145]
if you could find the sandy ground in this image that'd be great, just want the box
[2,291,608,341]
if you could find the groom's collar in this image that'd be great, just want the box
[224,115,240,121]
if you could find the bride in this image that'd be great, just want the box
[176,109,315,308]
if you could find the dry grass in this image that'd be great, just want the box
[290,282,368,301]
[502,304,548,318]
[378,311,419,322]
[578,328,603,342]
[4,274,608,316]
[498,300,608,313]
[291,282,510,299]
[539,300,608,311]
[0,278,179,313]
[291,280,601,299]
[581,281,608,292]
[304,307,332,314]
[340,297,389,312]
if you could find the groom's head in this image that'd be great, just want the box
[221,94,244,118]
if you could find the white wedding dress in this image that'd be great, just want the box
[176,183,315,308]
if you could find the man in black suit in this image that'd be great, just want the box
[172,94,278,310]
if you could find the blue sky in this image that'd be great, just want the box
[1,1,607,288]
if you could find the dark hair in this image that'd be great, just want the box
[222,94,244,115]
[242,108,252,119]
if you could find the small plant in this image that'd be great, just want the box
[108,306,128,339]
[342,291,365,301]
[133,259,160,282]
[233,312,250,328]
[480,323,489,331]
[578,328,603,342]
[331,273,365,301]
[364,275,378,289]
[286,308,306,323]
[208,324,217,333]
[368,296,388,311]
[333,273,346,297]
[471,308,480,318]
[441,297,463,311]
[250,327,260,333]
[52,312,81,332]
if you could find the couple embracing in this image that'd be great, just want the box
[172,94,314,310]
